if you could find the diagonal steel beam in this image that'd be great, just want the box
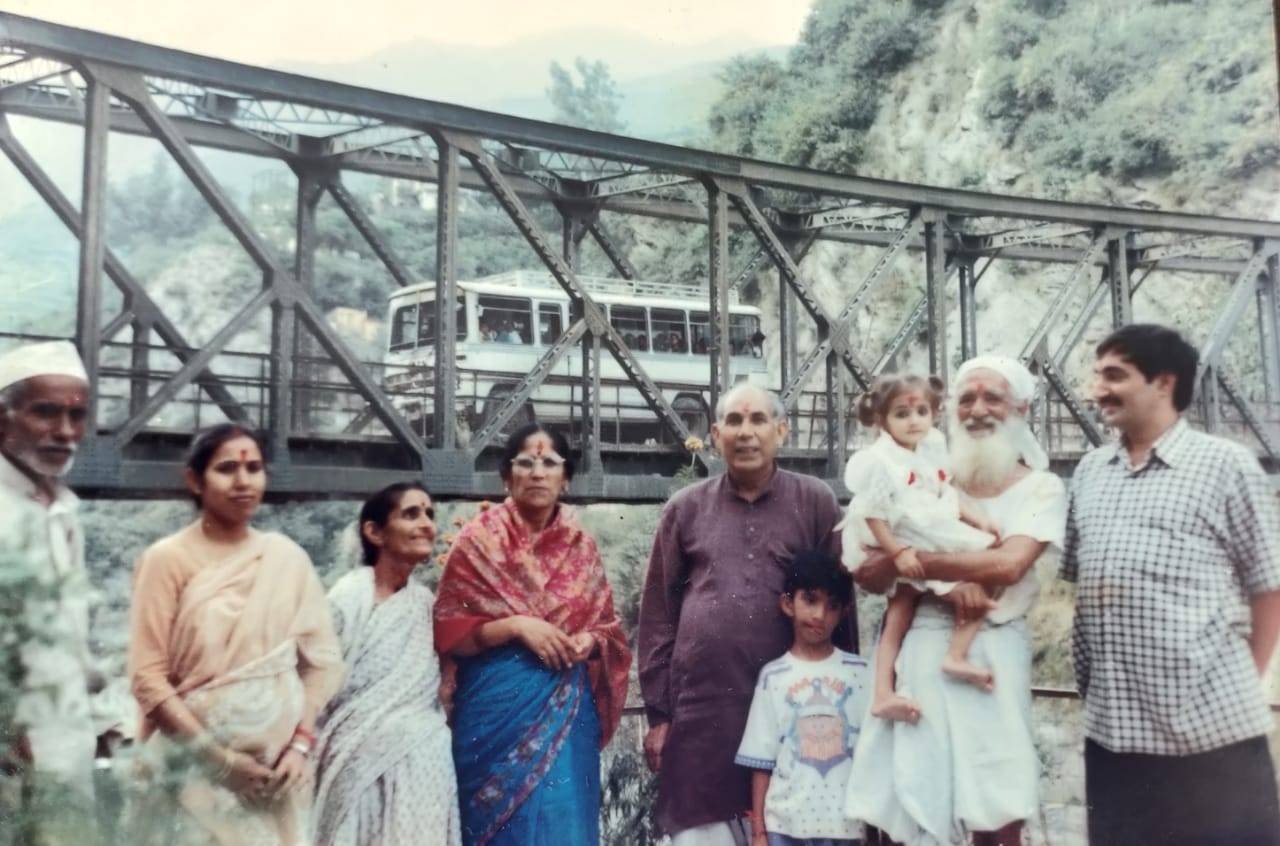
[778,212,920,408]
[1037,352,1103,446]
[325,176,415,288]
[101,308,134,344]
[292,292,428,456]
[874,296,928,376]
[586,218,638,280]
[1197,242,1280,381]
[96,63,425,456]
[1019,229,1113,363]
[1050,232,1132,368]
[1052,280,1108,368]
[0,114,247,422]
[1215,368,1278,459]
[449,131,701,452]
[115,287,276,445]
[88,63,281,273]
[722,182,873,391]
[469,318,589,455]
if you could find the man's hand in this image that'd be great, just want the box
[643,722,670,773]
[894,548,925,580]
[946,582,996,623]
[853,548,896,595]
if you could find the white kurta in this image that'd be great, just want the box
[845,470,1067,846]
[0,452,95,801]
[313,568,461,846]
[839,431,996,603]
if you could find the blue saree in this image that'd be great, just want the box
[452,644,601,846]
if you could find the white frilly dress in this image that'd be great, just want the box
[844,470,1067,845]
[838,430,994,602]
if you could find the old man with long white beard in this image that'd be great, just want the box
[846,357,1067,846]
[0,340,98,822]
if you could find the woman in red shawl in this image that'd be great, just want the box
[435,422,631,846]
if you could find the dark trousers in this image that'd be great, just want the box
[1085,736,1280,846]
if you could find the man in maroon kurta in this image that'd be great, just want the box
[638,384,844,842]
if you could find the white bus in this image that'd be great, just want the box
[382,270,769,443]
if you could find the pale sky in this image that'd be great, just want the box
[0,0,810,63]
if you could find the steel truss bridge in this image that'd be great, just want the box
[2,13,1279,502]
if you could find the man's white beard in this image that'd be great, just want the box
[949,413,1026,490]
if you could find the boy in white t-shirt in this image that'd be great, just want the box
[735,550,870,846]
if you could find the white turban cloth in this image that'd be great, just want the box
[0,340,89,392]
[952,354,1049,471]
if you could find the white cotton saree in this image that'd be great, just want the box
[313,568,460,846]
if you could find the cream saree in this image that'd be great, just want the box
[127,524,344,846]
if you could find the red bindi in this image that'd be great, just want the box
[535,442,544,456]
[239,449,248,461]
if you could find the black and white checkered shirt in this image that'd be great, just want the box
[1062,418,1280,755]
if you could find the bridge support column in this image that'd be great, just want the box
[434,138,460,449]
[128,318,150,418]
[287,161,326,455]
[75,75,110,431]
[560,207,603,473]
[777,229,805,445]
[1258,256,1280,404]
[708,181,731,419]
[924,212,949,387]
[1108,231,1133,328]
[958,258,978,361]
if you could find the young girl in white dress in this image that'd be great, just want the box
[838,374,998,722]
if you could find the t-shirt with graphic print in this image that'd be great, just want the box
[735,648,870,840]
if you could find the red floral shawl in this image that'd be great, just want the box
[434,498,631,746]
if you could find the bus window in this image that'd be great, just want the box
[390,304,418,351]
[610,305,648,352]
[538,303,563,346]
[730,313,764,358]
[478,296,532,345]
[689,311,710,355]
[416,297,467,346]
[651,308,687,354]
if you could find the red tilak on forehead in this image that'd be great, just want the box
[240,449,248,462]
[534,441,545,456]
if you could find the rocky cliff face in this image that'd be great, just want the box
[749,0,1279,406]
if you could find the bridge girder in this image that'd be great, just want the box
[2,12,1280,501]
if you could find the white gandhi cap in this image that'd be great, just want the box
[0,340,89,392]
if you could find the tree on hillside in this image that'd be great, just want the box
[979,0,1279,192]
[548,58,627,133]
[709,0,936,172]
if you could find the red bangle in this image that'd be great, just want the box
[293,726,316,744]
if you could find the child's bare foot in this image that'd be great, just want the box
[942,656,994,691]
[871,694,922,723]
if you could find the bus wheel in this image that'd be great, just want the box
[671,395,710,441]
[480,386,534,438]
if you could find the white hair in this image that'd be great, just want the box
[714,383,787,422]
[949,413,1026,490]
[0,380,26,424]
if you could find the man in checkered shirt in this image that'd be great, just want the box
[1062,323,1280,845]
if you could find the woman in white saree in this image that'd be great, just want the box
[313,482,461,846]
[127,424,345,845]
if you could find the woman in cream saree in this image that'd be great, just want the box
[126,425,344,845]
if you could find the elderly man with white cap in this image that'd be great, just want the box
[845,356,1067,846]
[0,340,98,815]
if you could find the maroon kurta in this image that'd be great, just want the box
[637,467,843,835]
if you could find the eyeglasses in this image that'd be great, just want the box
[511,452,566,472]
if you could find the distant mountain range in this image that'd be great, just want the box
[281,29,786,143]
[0,28,783,332]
